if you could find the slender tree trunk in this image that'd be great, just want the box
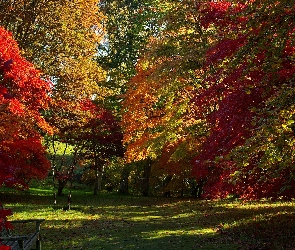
[118,166,130,194]
[142,158,152,196]
[94,167,102,195]
[93,163,104,195]
[94,168,99,195]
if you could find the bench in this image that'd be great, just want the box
[0,206,45,250]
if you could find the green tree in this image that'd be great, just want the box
[0,0,106,100]
[98,0,157,97]
[45,138,78,196]
[121,0,209,195]
[98,0,160,194]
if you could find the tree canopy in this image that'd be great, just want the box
[190,0,295,199]
[0,0,106,100]
[121,0,295,199]
[1,0,295,200]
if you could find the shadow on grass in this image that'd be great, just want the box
[39,217,234,249]
[1,188,295,249]
[39,207,295,250]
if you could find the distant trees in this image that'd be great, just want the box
[1,0,294,200]
[121,0,208,196]
[0,0,117,195]
[98,0,159,194]
[0,0,105,101]
[66,100,123,195]
[47,98,123,195]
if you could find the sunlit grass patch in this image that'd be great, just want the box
[144,228,215,239]
[1,187,295,249]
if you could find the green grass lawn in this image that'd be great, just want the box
[1,187,295,249]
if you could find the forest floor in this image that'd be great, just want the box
[1,187,295,250]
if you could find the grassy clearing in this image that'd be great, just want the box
[1,187,295,249]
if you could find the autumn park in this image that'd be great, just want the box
[1,0,295,249]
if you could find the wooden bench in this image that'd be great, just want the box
[0,206,45,250]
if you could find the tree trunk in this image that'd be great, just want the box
[118,166,130,195]
[142,159,152,196]
[57,180,67,196]
[158,175,173,193]
[94,167,102,195]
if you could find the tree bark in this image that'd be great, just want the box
[57,180,67,196]
[142,159,152,196]
[93,167,102,195]
[118,166,130,195]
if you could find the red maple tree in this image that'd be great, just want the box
[71,99,123,195]
[0,26,52,236]
[0,26,52,189]
[191,1,295,199]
